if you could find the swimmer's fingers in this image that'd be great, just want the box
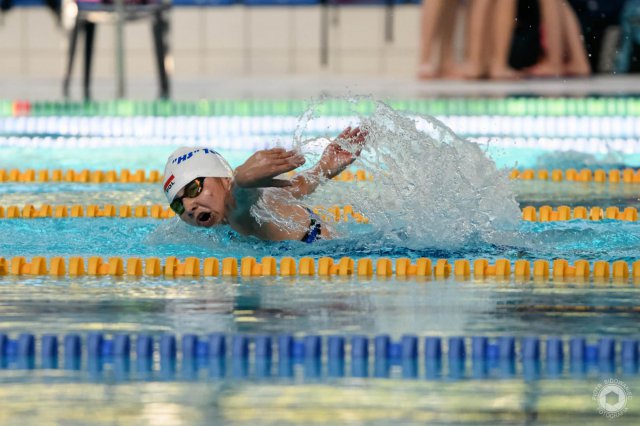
[346,127,360,139]
[235,148,303,188]
[265,149,305,164]
[337,126,353,140]
[265,148,300,156]
[348,127,368,144]
[267,150,306,172]
[337,127,367,149]
[338,126,362,138]
[348,129,368,159]
[265,147,288,155]
[271,155,305,168]
[262,156,305,182]
[249,149,304,168]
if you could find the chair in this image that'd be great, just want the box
[62,0,172,100]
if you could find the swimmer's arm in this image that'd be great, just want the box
[285,127,368,199]
[231,147,306,212]
[285,167,324,199]
[234,147,305,188]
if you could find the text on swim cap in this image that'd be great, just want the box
[163,174,175,193]
[172,148,221,165]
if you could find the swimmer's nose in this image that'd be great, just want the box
[182,197,197,215]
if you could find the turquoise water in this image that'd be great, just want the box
[2,102,640,425]
[2,214,640,261]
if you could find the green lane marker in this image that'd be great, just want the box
[1,98,640,117]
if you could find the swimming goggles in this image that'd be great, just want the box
[169,177,205,215]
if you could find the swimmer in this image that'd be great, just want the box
[163,126,367,242]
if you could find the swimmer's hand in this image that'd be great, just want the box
[234,148,306,188]
[317,126,368,179]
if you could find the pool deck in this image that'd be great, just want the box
[2,75,640,101]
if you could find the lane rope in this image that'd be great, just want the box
[511,168,640,183]
[0,333,636,380]
[2,203,639,223]
[2,116,640,138]
[1,256,639,281]
[2,136,640,156]
[0,204,369,223]
[522,205,639,222]
[0,168,371,184]
[5,166,640,185]
[6,97,640,117]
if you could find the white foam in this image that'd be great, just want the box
[295,99,522,250]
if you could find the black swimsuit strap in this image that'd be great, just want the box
[301,208,322,243]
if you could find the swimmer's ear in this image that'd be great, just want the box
[221,177,232,191]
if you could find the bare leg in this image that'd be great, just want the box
[418,0,448,79]
[461,0,493,79]
[487,0,521,79]
[560,1,591,76]
[527,0,564,77]
[439,1,465,78]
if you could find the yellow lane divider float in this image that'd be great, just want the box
[510,168,640,183]
[0,169,371,184]
[6,167,640,184]
[3,167,640,184]
[0,204,369,223]
[2,203,639,223]
[1,256,639,281]
[522,205,639,222]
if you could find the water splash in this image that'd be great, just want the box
[535,150,626,171]
[294,99,521,250]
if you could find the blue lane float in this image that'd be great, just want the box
[0,332,639,380]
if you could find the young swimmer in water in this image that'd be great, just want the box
[163,126,367,242]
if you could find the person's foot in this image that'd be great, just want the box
[457,61,487,80]
[488,66,522,80]
[417,63,440,80]
[461,67,486,80]
[524,60,564,78]
[564,61,591,77]
[439,64,467,80]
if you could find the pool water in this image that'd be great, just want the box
[1,99,640,425]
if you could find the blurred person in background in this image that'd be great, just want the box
[418,0,521,80]
[418,0,599,80]
[568,0,627,73]
[417,0,467,79]
[525,0,591,77]
[461,0,521,79]
[615,0,640,73]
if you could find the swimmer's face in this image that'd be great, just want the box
[178,177,230,227]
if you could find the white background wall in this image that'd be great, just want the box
[0,6,423,80]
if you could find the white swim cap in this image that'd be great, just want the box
[163,147,233,203]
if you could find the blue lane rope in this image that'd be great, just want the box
[1,333,638,380]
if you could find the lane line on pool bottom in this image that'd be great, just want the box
[0,333,637,381]
[1,256,639,282]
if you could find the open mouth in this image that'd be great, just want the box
[197,212,212,225]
